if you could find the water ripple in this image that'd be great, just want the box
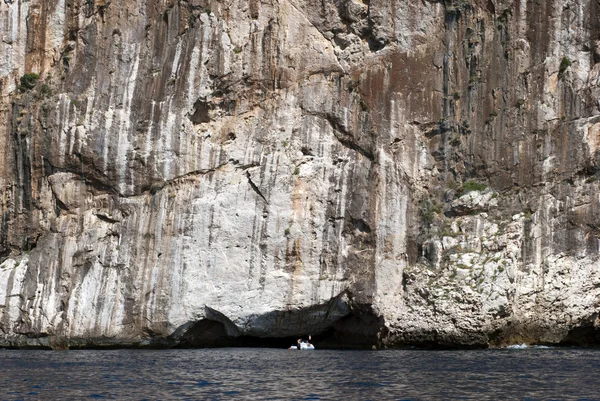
[0,348,599,400]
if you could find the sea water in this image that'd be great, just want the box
[1,347,599,400]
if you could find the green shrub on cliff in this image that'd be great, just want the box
[40,84,52,96]
[558,56,572,76]
[420,199,443,223]
[20,73,40,91]
[457,180,487,197]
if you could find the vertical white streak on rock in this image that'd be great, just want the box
[111,258,128,333]
[334,138,351,270]
[32,261,55,332]
[81,262,104,334]
[103,101,115,174]
[168,210,185,323]
[0,259,14,305]
[57,94,69,167]
[182,37,202,176]
[553,6,562,62]
[376,152,388,267]
[186,42,201,109]
[145,194,167,323]
[518,1,528,38]
[49,0,66,52]
[78,2,85,31]
[0,260,13,308]
[0,1,29,92]
[170,41,182,81]
[69,121,77,157]
[0,259,25,326]
[220,29,231,75]
[98,267,119,336]
[161,100,176,179]
[305,116,340,302]
[198,15,213,100]
[178,124,185,177]
[129,208,147,317]
[573,1,591,84]
[64,240,81,334]
[144,101,156,166]
[390,98,397,140]
[86,85,99,148]
[117,44,140,194]
[375,149,407,313]
[5,259,27,325]
[83,77,96,131]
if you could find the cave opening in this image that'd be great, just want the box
[174,319,307,349]
[560,321,600,347]
[174,309,385,349]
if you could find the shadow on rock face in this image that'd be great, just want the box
[188,98,211,124]
[173,319,316,348]
[561,313,600,346]
[313,310,386,349]
[176,319,234,348]
[172,304,386,349]
[487,314,600,348]
[561,325,600,347]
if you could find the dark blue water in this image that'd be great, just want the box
[1,347,599,400]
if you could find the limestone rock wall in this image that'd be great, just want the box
[0,0,598,348]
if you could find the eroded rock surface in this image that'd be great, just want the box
[0,0,599,348]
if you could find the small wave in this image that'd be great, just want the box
[506,344,528,349]
[504,344,552,349]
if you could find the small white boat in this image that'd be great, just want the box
[288,342,315,350]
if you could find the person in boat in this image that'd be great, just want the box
[289,335,313,349]
[300,335,313,348]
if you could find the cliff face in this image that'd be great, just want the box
[0,0,599,348]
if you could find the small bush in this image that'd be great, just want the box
[450,135,461,146]
[359,98,368,111]
[20,73,40,91]
[420,199,443,223]
[462,180,487,192]
[558,56,571,75]
[458,180,487,196]
[40,84,52,96]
